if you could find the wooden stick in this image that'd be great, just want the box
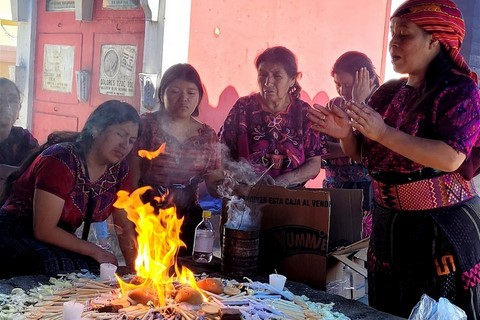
[208,295,226,308]
[77,279,113,289]
[140,309,153,320]
[200,289,225,301]
[176,308,193,320]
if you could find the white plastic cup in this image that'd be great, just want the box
[100,262,117,281]
[269,273,287,291]
[62,300,84,320]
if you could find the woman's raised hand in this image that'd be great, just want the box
[307,103,352,139]
[352,67,375,103]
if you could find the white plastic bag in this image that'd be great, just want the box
[408,294,467,320]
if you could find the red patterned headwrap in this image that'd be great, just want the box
[392,0,478,84]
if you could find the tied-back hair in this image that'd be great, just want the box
[157,63,204,117]
[0,100,140,204]
[255,46,302,98]
[406,45,455,121]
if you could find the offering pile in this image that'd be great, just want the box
[0,271,350,320]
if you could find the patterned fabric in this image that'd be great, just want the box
[136,111,221,190]
[373,172,477,211]
[368,197,480,319]
[220,93,327,180]
[0,142,129,277]
[1,142,130,231]
[392,0,478,83]
[364,72,480,317]
[134,111,221,254]
[0,126,38,165]
[465,265,480,290]
[364,74,480,180]
[324,160,370,182]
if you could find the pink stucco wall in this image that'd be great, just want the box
[189,0,391,187]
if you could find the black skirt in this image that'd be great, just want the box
[368,196,480,319]
[0,213,98,279]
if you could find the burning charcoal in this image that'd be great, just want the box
[219,308,242,320]
[97,305,123,313]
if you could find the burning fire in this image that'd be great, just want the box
[137,143,166,160]
[113,144,202,306]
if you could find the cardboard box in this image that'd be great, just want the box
[226,185,364,291]
[327,238,369,300]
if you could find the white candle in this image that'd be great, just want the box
[269,273,287,291]
[100,262,117,281]
[62,300,84,320]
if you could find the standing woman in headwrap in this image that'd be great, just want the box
[308,0,480,317]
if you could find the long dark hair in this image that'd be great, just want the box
[406,45,455,121]
[0,100,140,204]
[254,46,302,98]
[331,51,380,88]
[157,63,204,117]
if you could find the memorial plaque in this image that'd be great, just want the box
[42,44,74,93]
[99,44,137,97]
[46,0,75,12]
[102,0,139,10]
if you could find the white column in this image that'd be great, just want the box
[12,0,36,129]
[161,0,191,73]
[384,0,404,82]
[140,0,191,113]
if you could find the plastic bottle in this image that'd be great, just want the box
[192,210,215,263]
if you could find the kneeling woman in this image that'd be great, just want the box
[0,100,140,278]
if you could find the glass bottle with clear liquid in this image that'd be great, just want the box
[192,210,215,263]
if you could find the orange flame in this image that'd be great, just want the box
[137,143,166,160]
[114,186,201,306]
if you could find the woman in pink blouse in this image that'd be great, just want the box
[128,64,221,255]
[220,46,327,188]
[308,0,480,317]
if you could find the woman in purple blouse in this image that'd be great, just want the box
[220,46,327,188]
[308,0,480,318]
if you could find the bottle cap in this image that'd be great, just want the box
[202,210,212,218]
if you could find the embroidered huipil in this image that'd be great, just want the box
[135,111,221,197]
[1,142,129,233]
[363,74,480,180]
[221,93,327,180]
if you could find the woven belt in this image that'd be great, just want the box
[373,172,477,211]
